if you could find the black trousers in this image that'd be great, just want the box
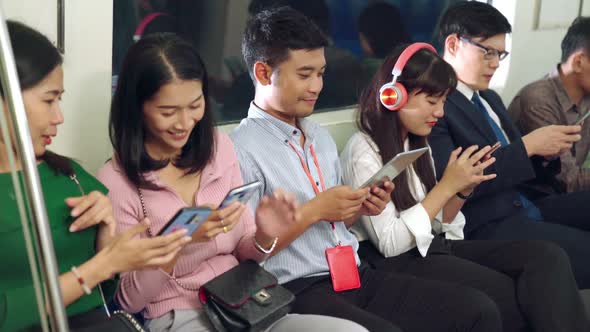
[470,212,590,290]
[361,239,589,332]
[284,263,502,332]
[534,190,590,231]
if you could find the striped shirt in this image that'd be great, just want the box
[230,103,360,284]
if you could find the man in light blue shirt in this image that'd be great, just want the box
[231,6,504,332]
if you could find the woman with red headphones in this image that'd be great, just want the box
[341,43,589,331]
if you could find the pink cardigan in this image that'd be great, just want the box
[97,132,266,319]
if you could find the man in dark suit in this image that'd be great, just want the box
[428,1,590,289]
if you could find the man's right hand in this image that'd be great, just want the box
[522,125,581,157]
[308,185,369,223]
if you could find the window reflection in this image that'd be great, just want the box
[112,0,464,124]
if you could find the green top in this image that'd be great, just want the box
[0,161,114,331]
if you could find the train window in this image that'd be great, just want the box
[112,0,465,124]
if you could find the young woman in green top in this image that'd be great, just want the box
[0,21,192,331]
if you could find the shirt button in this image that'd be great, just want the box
[316,181,319,186]
[284,139,288,144]
[513,200,522,207]
[292,130,298,135]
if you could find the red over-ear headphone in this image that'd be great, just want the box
[379,42,437,111]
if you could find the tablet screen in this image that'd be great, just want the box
[359,147,430,188]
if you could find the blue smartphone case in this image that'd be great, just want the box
[158,207,212,236]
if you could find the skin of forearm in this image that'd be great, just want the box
[420,183,455,222]
[59,254,112,306]
[442,195,466,223]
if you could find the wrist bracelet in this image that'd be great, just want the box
[254,237,278,254]
[456,191,473,200]
[71,266,92,295]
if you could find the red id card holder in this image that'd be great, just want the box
[325,245,361,292]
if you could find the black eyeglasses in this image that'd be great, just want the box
[460,37,509,61]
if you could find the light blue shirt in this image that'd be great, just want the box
[230,103,360,284]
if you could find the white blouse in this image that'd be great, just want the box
[340,132,465,258]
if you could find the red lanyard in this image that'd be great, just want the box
[288,141,339,242]
[288,142,326,195]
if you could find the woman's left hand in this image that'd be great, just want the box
[65,191,117,236]
[254,189,299,247]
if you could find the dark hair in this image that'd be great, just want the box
[561,17,590,62]
[248,0,285,16]
[357,44,457,211]
[358,2,410,58]
[110,32,215,188]
[2,21,72,175]
[438,2,511,44]
[248,0,330,34]
[242,6,329,81]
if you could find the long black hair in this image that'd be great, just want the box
[357,44,457,211]
[2,20,72,176]
[109,32,215,188]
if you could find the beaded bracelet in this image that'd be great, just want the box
[254,237,278,254]
[71,266,91,295]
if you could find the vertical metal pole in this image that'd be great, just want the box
[0,10,69,332]
[57,0,65,54]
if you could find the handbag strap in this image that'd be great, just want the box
[136,187,200,291]
[136,188,153,237]
[69,173,112,317]
[112,310,146,332]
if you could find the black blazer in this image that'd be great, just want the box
[429,89,544,235]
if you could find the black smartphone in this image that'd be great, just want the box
[219,181,263,208]
[157,207,213,236]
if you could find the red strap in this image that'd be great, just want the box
[288,142,326,195]
[134,12,169,40]
[288,141,338,239]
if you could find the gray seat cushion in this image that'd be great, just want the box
[582,289,590,319]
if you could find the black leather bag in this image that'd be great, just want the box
[69,310,146,332]
[199,260,295,332]
[28,307,145,332]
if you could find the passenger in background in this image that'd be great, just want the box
[341,42,590,331]
[231,6,515,332]
[357,2,410,80]
[98,32,366,332]
[509,17,590,193]
[0,21,191,331]
[429,1,590,289]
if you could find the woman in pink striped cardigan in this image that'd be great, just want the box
[97,33,367,332]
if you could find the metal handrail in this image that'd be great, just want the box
[0,11,69,332]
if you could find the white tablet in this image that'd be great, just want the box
[358,147,430,189]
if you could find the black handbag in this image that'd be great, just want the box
[27,307,145,332]
[199,260,295,332]
[68,309,146,332]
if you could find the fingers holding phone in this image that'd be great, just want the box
[479,142,501,162]
[361,181,395,216]
[311,186,369,223]
[100,223,192,275]
[191,202,246,243]
[441,145,497,195]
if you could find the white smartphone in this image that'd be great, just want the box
[358,147,430,189]
[574,111,590,125]
[219,181,263,208]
